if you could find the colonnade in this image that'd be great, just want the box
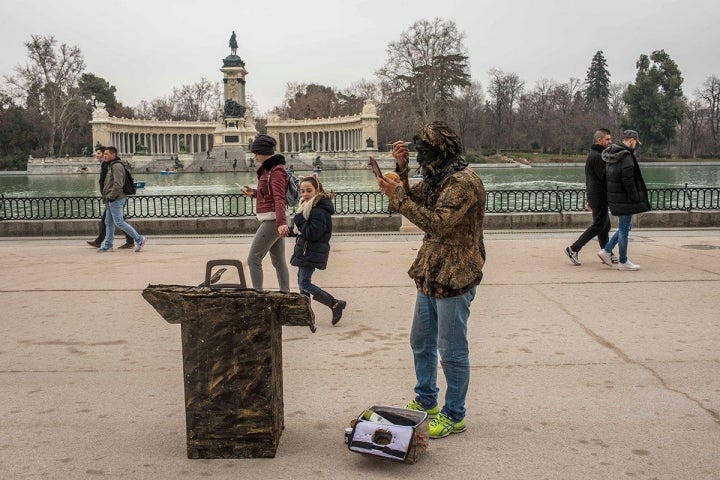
[274,128,365,153]
[91,100,379,157]
[266,100,379,154]
[107,131,214,155]
[91,105,218,156]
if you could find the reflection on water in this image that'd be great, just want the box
[1,164,719,197]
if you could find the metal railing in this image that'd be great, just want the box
[2,185,719,221]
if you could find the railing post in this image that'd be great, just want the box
[556,186,564,213]
[683,183,693,212]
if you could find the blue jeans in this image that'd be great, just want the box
[604,215,632,263]
[102,198,143,249]
[410,287,476,422]
[297,265,322,297]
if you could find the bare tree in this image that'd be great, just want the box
[697,75,720,153]
[608,82,629,134]
[451,81,484,150]
[679,97,706,157]
[520,79,558,152]
[552,78,584,155]
[4,35,86,155]
[342,79,380,104]
[337,79,380,117]
[486,68,524,152]
[171,77,221,121]
[377,18,470,125]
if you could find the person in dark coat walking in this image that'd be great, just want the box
[86,146,134,249]
[597,130,650,271]
[290,176,346,325]
[565,128,616,265]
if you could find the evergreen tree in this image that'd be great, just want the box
[624,49,684,154]
[584,50,611,112]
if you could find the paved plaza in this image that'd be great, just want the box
[1,229,719,479]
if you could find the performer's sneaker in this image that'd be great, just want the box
[428,412,466,439]
[405,398,440,418]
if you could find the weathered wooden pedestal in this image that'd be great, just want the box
[142,268,315,459]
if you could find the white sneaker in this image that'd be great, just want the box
[597,249,613,267]
[618,260,640,271]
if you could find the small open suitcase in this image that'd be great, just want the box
[346,405,429,464]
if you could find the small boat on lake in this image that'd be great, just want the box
[134,181,146,189]
[160,169,178,175]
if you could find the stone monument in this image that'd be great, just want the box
[213,33,257,156]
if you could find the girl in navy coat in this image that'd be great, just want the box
[290,176,346,325]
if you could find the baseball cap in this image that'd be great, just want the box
[622,129,642,145]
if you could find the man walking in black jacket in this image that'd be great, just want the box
[597,129,650,271]
[565,129,617,265]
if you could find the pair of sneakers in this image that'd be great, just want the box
[597,249,639,270]
[566,247,618,266]
[97,237,147,253]
[404,399,466,439]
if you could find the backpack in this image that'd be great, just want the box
[111,160,137,196]
[268,167,301,207]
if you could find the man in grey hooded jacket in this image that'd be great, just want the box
[597,130,650,270]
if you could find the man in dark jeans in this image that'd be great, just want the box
[86,146,134,249]
[565,128,617,265]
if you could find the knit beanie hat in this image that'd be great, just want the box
[250,135,277,155]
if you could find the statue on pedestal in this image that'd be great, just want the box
[229,31,238,55]
[224,99,246,118]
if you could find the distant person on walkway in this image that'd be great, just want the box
[597,130,650,270]
[289,175,346,325]
[565,128,617,265]
[241,135,290,292]
[376,121,486,439]
[86,146,134,249]
[97,147,146,253]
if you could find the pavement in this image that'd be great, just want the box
[1,228,719,480]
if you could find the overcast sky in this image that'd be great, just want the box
[1,0,718,115]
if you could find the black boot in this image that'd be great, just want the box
[313,290,347,325]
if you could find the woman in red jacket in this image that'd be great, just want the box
[242,135,290,292]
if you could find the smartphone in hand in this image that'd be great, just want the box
[369,156,383,178]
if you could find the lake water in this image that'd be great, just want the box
[1,164,719,197]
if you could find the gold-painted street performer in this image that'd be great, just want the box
[376,121,486,439]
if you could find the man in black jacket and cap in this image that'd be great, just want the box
[565,128,616,265]
[597,129,650,271]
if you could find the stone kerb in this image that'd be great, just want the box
[3,210,718,237]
